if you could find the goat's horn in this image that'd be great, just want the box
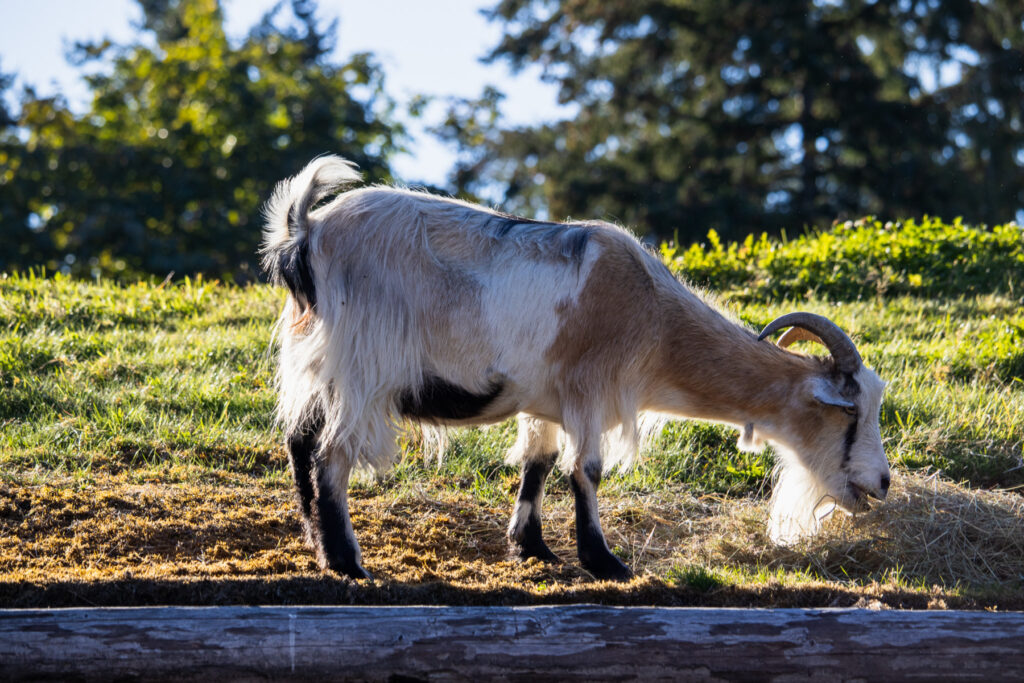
[776,326,822,349]
[758,312,862,374]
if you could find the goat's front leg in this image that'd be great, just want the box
[286,412,370,580]
[569,458,632,582]
[507,416,561,563]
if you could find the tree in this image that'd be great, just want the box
[440,0,1024,240]
[0,0,401,278]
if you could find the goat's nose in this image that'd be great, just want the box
[879,474,891,498]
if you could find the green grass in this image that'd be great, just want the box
[3,219,1023,495]
[0,272,283,485]
[2,218,1023,606]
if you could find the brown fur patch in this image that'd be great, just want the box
[289,303,316,334]
[546,235,661,403]
[545,234,840,441]
[655,294,827,425]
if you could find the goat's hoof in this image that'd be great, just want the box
[323,557,373,581]
[509,539,561,564]
[347,565,374,581]
[580,553,633,582]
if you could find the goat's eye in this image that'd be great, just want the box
[843,406,857,417]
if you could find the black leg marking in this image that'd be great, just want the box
[311,460,371,580]
[285,408,324,546]
[508,452,560,563]
[288,408,369,580]
[569,462,632,582]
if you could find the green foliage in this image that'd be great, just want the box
[0,0,400,279]
[670,217,1024,302]
[3,216,1022,498]
[443,0,1024,240]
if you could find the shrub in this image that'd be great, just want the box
[665,217,1024,301]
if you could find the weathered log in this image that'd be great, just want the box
[2,605,1023,681]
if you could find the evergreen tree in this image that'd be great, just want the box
[441,0,1023,240]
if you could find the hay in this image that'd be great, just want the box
[683,470,1024,588]
[814,471,1024,586]
[1,469,1022,608]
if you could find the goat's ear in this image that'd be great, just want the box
[810,376,856,410]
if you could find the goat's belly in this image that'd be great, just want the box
[398,374,503,422]
[396,370,556,426]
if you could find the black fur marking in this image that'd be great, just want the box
[509,453,560,562]
[841,417,858,466]
[273,238,317,311]
[582,460,602,487]
[839,373,861,467]
[399,375,504,422]
[553,225,592,262]
[487,215,593,262]
[285,407,324,535]
[569,467,633,582]
[311,460,371,580]
[489,212,551,233]
[518,454,556,507]
[288,406,370,579]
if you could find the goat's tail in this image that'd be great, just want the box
[261,155,362,310]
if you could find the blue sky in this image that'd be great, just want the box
[0,0,572,184]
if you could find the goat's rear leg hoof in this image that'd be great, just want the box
[509,538,561,564]
[580,550,633,582]
[343,564,374,581]
[323,557,373,581]
[318,544,372,580]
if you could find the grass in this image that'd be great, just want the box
[2,219,1023,608]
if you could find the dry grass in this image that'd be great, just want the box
[3,276,1022,610]
[2,469,1021,609]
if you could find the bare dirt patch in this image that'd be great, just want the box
[2,471,1021,609]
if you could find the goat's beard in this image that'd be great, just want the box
[767,459,837,545]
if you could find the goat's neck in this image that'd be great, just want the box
[650,296,815,428]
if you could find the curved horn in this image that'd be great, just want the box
[776,326,822,349]
[757,312,862,374]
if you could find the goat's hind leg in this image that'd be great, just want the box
[286,409,371,580]
[285,407,323,548]
[312,446,370,579]
[506,416,561,563]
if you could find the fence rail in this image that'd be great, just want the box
[3,605,1023,681]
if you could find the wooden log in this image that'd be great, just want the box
[2,605,1023,681]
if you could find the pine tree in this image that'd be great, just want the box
[441,0,1023,240]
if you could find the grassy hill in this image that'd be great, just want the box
[2,218,1023,608]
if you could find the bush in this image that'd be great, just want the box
[666,217,1024,301]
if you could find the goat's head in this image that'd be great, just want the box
[755,312,889,543]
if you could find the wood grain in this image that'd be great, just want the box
[2,605,1023,681]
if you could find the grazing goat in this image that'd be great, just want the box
[262,156,891,581]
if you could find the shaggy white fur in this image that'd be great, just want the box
[263,155,890,579]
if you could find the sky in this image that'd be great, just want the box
[0,0,572,185]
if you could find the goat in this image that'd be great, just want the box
[262,156,891,581]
